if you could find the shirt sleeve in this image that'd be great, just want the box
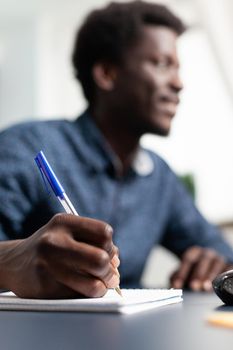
[0,124,41,240]
[160,170,233,264]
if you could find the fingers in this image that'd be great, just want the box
[171,246,202,289]
[57,272,108,298]
[7,214,121,299]
[40,215,120,296]
[49,214,115,254]
[44,214,120,275]
[56,265,119,298]
[56,240,119,283]
[53,243,120,297]
[189,251,226,291]
[170,246,228,292]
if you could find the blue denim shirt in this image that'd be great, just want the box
[0,111,233,287]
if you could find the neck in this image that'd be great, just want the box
[89,107,140,174]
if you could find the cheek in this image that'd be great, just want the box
[132,70,158,98]
[142,64,168,90]
[114,68,159,106]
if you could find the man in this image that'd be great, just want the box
[0,1,232,298]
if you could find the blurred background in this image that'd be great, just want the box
[0,0,233,286]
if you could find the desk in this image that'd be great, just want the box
[0,292,232,350]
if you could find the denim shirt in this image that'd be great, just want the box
[0,111,233,287]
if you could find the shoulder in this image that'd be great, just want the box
[0,118,79,162]
[0,117,77,144]
[0,118,73,138]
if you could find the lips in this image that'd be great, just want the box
[159,94,180,105]
[156,94,180,116]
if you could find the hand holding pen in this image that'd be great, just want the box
[0,151,121,299]
[34,151,122,298]
[3,213,121,299]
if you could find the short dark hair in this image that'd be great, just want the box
[72,1,186,103]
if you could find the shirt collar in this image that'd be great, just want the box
[132,148,154,176]
[75,111,154,177]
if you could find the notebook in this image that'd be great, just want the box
[0,289,182,315]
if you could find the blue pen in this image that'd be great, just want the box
[34,150,122,297]
[34,150,78,216]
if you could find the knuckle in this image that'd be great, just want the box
[36,233,52,257]
[50,213,66,227]
[36,232,60,258]
[86,279,106,298]
[183,246,201,262]
[204,248,216,258]
[94,250,110,271]
[182,250,194,263]
[103,224,113,240]
[100,224,113,247]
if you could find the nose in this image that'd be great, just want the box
[170,69,183,94]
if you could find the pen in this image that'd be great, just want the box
[34,150,122,297]
[35,151,78,215]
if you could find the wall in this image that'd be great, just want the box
[0,18,36,126]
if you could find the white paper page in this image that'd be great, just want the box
[0,289,183,314]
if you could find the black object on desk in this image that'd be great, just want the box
[212,269,233,305]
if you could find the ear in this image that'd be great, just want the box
[92,62,117,91]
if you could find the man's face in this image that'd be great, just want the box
[109,25,183,136]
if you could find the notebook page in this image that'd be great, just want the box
[0,289,182,314]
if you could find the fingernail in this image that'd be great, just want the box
[173,279,182,289]
[115,268,121,277]
[106,274,120,288]
[111,255,120,268]
[203,280,212,292]
[190,280,201,291]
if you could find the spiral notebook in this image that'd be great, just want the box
[0,289,182,315]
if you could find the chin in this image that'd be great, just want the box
[131,113,172,136]
[151,126,170,136]
[143,111,173,136]
[134,122,171,137]
[153,116,173,136]
[148,119,172,136]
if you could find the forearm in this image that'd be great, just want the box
[0,240,23,290]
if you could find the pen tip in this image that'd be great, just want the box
[115,286,123,297]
